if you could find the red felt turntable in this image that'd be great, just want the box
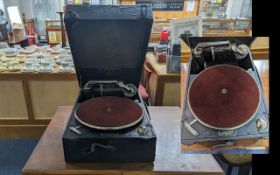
[188,64,261,130]
[75,96,143,130]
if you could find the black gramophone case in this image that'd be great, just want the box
[62,5,156,162]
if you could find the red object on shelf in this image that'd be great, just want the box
[160,30,169,41]
[28,28,35,35]
[27,28,36,45]
[156,53,167,63]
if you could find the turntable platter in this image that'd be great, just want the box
[75,96,143,130]
[188,65,260,130]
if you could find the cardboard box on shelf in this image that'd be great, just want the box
[13,28,26,41]
[12,24,26,41]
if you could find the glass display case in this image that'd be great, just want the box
[202,18,251,36]
[199,0,228,18]
[199,0,252,18]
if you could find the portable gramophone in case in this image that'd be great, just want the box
[181,37,269,147]
[62,5,156,162]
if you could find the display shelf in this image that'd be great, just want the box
[119,0,200,19]
[150,17,252,44]
[202,18,252,36]
[45,20,67,46]
[199,0,228,18]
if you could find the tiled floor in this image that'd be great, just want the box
[0,139,38,175]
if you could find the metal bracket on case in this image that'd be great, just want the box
[140,5,148,17]
[184,119,199,136]
[117,81,137,97]
[69,125,82,135]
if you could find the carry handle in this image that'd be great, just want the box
[82,143,115,155]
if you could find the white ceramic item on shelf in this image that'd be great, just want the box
[4,48,18,57]
[0,61,7,72]
[7,60,21,72]
[25,58,36,65]
[55,54,70,65]
[59,61,74,73]
[21,60,38,73]
[17,54,27,59]
[27,57,41,67]
[22,49,35,54]
[38,59,53,73]
[0,51,5,58]
[16,54,27,63]
[0,57,10,62]
[47,57,56,66]
[50,48,61,54]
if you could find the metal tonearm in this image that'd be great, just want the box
[193,41,249,59]
[83,80,137,97]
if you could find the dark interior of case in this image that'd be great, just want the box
[64,5,153,88]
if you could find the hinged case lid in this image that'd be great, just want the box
[64,5,153,88]
[180,36,255,49]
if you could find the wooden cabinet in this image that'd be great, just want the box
[146,53,180,106]
[0,72,78,138]
[0,80,28,119]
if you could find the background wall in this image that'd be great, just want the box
[0,0,5,15]
[226,0,252,18]
[2,0,64,20]
[19,0,34,19]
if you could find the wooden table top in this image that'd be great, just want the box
[0,69,76,79]
[22,106,224,175]
[180,60,269,152]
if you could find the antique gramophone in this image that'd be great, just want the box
[181,37,269,148]
[62,5,157,162]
